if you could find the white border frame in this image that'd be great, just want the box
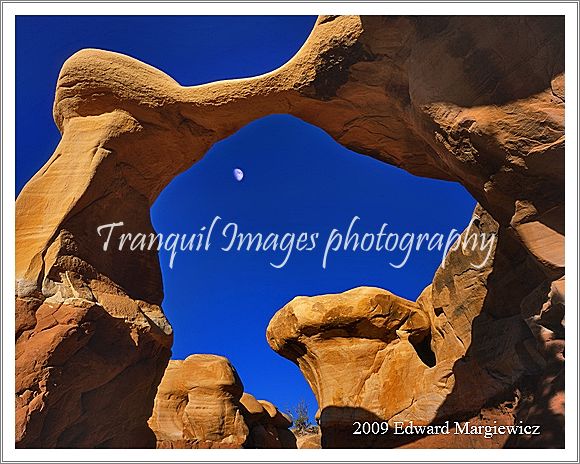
[2,2,578,462]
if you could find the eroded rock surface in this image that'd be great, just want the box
[148,355,294,449]
[267,204,563,448]
[15,275,172,448]
[267,286,438,433]
[294,430,322,449]
[241,396,296,449]
[16,15,564,447]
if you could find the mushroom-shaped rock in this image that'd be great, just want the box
[267,287,448,443]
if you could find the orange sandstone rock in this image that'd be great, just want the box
[148,355,295,449]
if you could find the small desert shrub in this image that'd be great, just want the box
[288,399,319,435]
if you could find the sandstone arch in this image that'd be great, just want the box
[16,15,564,447]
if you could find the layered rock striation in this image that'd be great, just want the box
[148,354,294,449]
[267,204,563,447]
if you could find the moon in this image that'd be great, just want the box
[233,168,244,182]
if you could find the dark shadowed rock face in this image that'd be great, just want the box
[16,15,563,448]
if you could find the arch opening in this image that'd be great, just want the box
[150,113,477,430]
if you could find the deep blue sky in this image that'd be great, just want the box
[16,16,476,422]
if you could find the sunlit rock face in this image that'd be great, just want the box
[268,205,559,448]
[148,355,249,449]
[148,355,295,449]
[267,286,442,444]
[16,15,563,448]
[15,272,172,448]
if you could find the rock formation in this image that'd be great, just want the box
[267,286,436,434]
[16,278,172,448]
[148,355,248,449]
[16,15,564,447]
[295,431,322,449]
[240,396,296,449]
[148,354,294,449]
[268,205,556,447]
